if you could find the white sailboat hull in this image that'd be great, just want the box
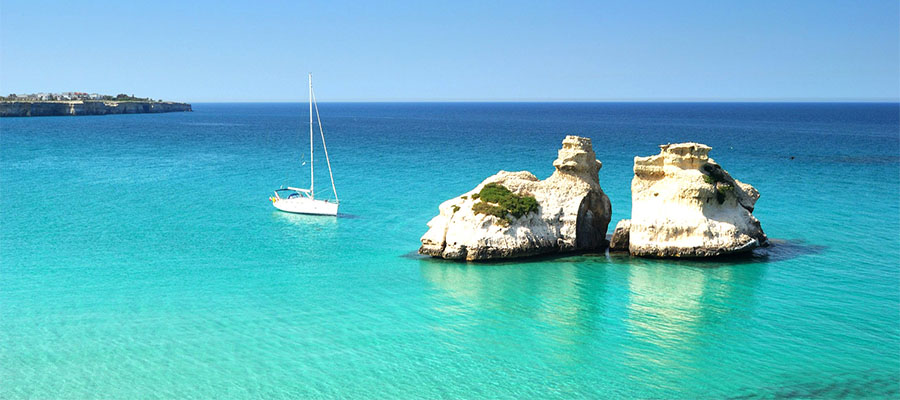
[273,197,339,216]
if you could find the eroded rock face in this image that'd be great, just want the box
[609,219,631,252]
[419,136,612,261]
[625,143,767,257]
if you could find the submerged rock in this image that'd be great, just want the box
[419,136,612,261]
[622,142,767,257]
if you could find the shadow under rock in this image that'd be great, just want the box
[604,238,827,268]
[405,238,826,267]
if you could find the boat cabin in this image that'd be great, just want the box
[273,187,313,200]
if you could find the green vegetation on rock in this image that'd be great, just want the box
[471,183,539,225]
[715,183,734,204]
[472,201,509,226]
[701,163,736,204]
[701,163,727,183]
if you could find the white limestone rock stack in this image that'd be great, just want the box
[419,136,612,261]
[610,143,767,257]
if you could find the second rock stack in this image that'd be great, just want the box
[611,143,767,257]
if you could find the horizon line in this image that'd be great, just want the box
[183,98,900,104]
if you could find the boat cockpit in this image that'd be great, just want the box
[272,187,313,201]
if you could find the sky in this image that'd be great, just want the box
[1,1,898,102]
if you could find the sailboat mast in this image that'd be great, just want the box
[309,73,314,197]
[311,88,338,203]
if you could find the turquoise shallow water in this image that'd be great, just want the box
[2,103,899,398]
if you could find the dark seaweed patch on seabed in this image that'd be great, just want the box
[600,238,826,268]
[752,238,827,262]
[728,370,899,399]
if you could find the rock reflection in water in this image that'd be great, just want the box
[419,258,609,367]
[419,254,767,391]
[615,257,766,390]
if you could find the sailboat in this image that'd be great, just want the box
[270,74,339,216]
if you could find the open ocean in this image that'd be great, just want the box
[2,102,899,399]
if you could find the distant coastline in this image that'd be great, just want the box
[0,100,192,117]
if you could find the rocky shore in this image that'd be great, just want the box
[0,101,192,117]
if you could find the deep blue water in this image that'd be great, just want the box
[2,102,899,398]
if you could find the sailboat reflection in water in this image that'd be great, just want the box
[270,74,339,216]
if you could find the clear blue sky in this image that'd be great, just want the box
[1,0,897,102]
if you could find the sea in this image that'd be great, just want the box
[2,102,898,399]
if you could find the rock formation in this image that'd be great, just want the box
[419,136,612,261]
[0,101,191,117]
[609,219,630,252]
[615,143,767,257]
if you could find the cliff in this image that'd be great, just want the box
[611,142,767,257]
[0,101,192,117]
[419,136,612,261]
